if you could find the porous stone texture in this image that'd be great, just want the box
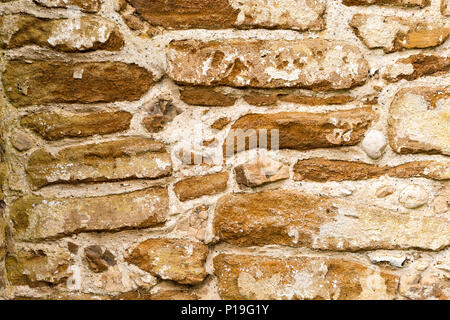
[225,107,375,154]
[2,61,155,107]
[127,238,208,285]
[10,187,168,241]
[388,87,449,155]
[26,138,172,188]
[0,0,448,301]
[20,111,132,141]
[350,14,450,53]
[213,190,450,250]
[0,15,124,52]
[167,40,370,90]
[174,172,229,201]
[383,54,450,82]
[214,254,399,300]
[343,0,429,7]
[33,0,102,12]
[124,0,326,31]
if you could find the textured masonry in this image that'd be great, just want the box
[0,0,449,300]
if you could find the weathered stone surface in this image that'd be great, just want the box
[127,238,208,285]
[20,111,132,141]
[150,289,199,300]
[214,254,399,300]
[443,0,450,15]
[224,107,375,154]
[179,87,236,106]
[0,218,4,289]
[383,54,450,82]
[213,190,450,250]
[235,156,289,187]
[388,87,449,155]
[26,138,172,188]
[142,100,181,133]
[6,246,72,286]
[0,15,123,52]
[343,0,429,7]
[10,187,168,241]
[11,130,34,151]
[350,14,450,53]
[293,159,449,181]
[174,172,229,201]
[400,258,450,299]
[167,40,369,90]
[3,60,154,107]
[388,161,450,180]
[211,117,230,130]
[33,0,102,12]
[277,93,354,106]
[126,0,326,31]
[433,183,449,214]
[84,245,116,273]
[294,158,386,182]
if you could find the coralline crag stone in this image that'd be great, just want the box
[235,156,289,188]
[2,60,155,107]
[10,187,168,241]
[125,0,326,31]
[213,190,450,250]
[167,39,370,91]
[383,54,450,82]
[33,0,102,12]
[127,238,208,285]
[6,245,72,286]
[361,130,387,159]
[0,15,123,52]
[293,159,450,182]
[224,107,375,154]
[398,184,429,209]
[26,137,172,188]
[388,86,449,155]
[214,254,399,300]
[350,14,450,53]
[174,172,229,201]
[20,111,132,141]
[343,0,430,7]
[84,245,116,273]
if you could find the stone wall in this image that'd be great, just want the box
[0,0,448,300]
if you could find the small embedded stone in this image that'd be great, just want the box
[11,130,33,151]
[361,130,387,159]
[376,186,395,198]
[84,245,116,273]
[399,185,429,209]
[235,156,289,188]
